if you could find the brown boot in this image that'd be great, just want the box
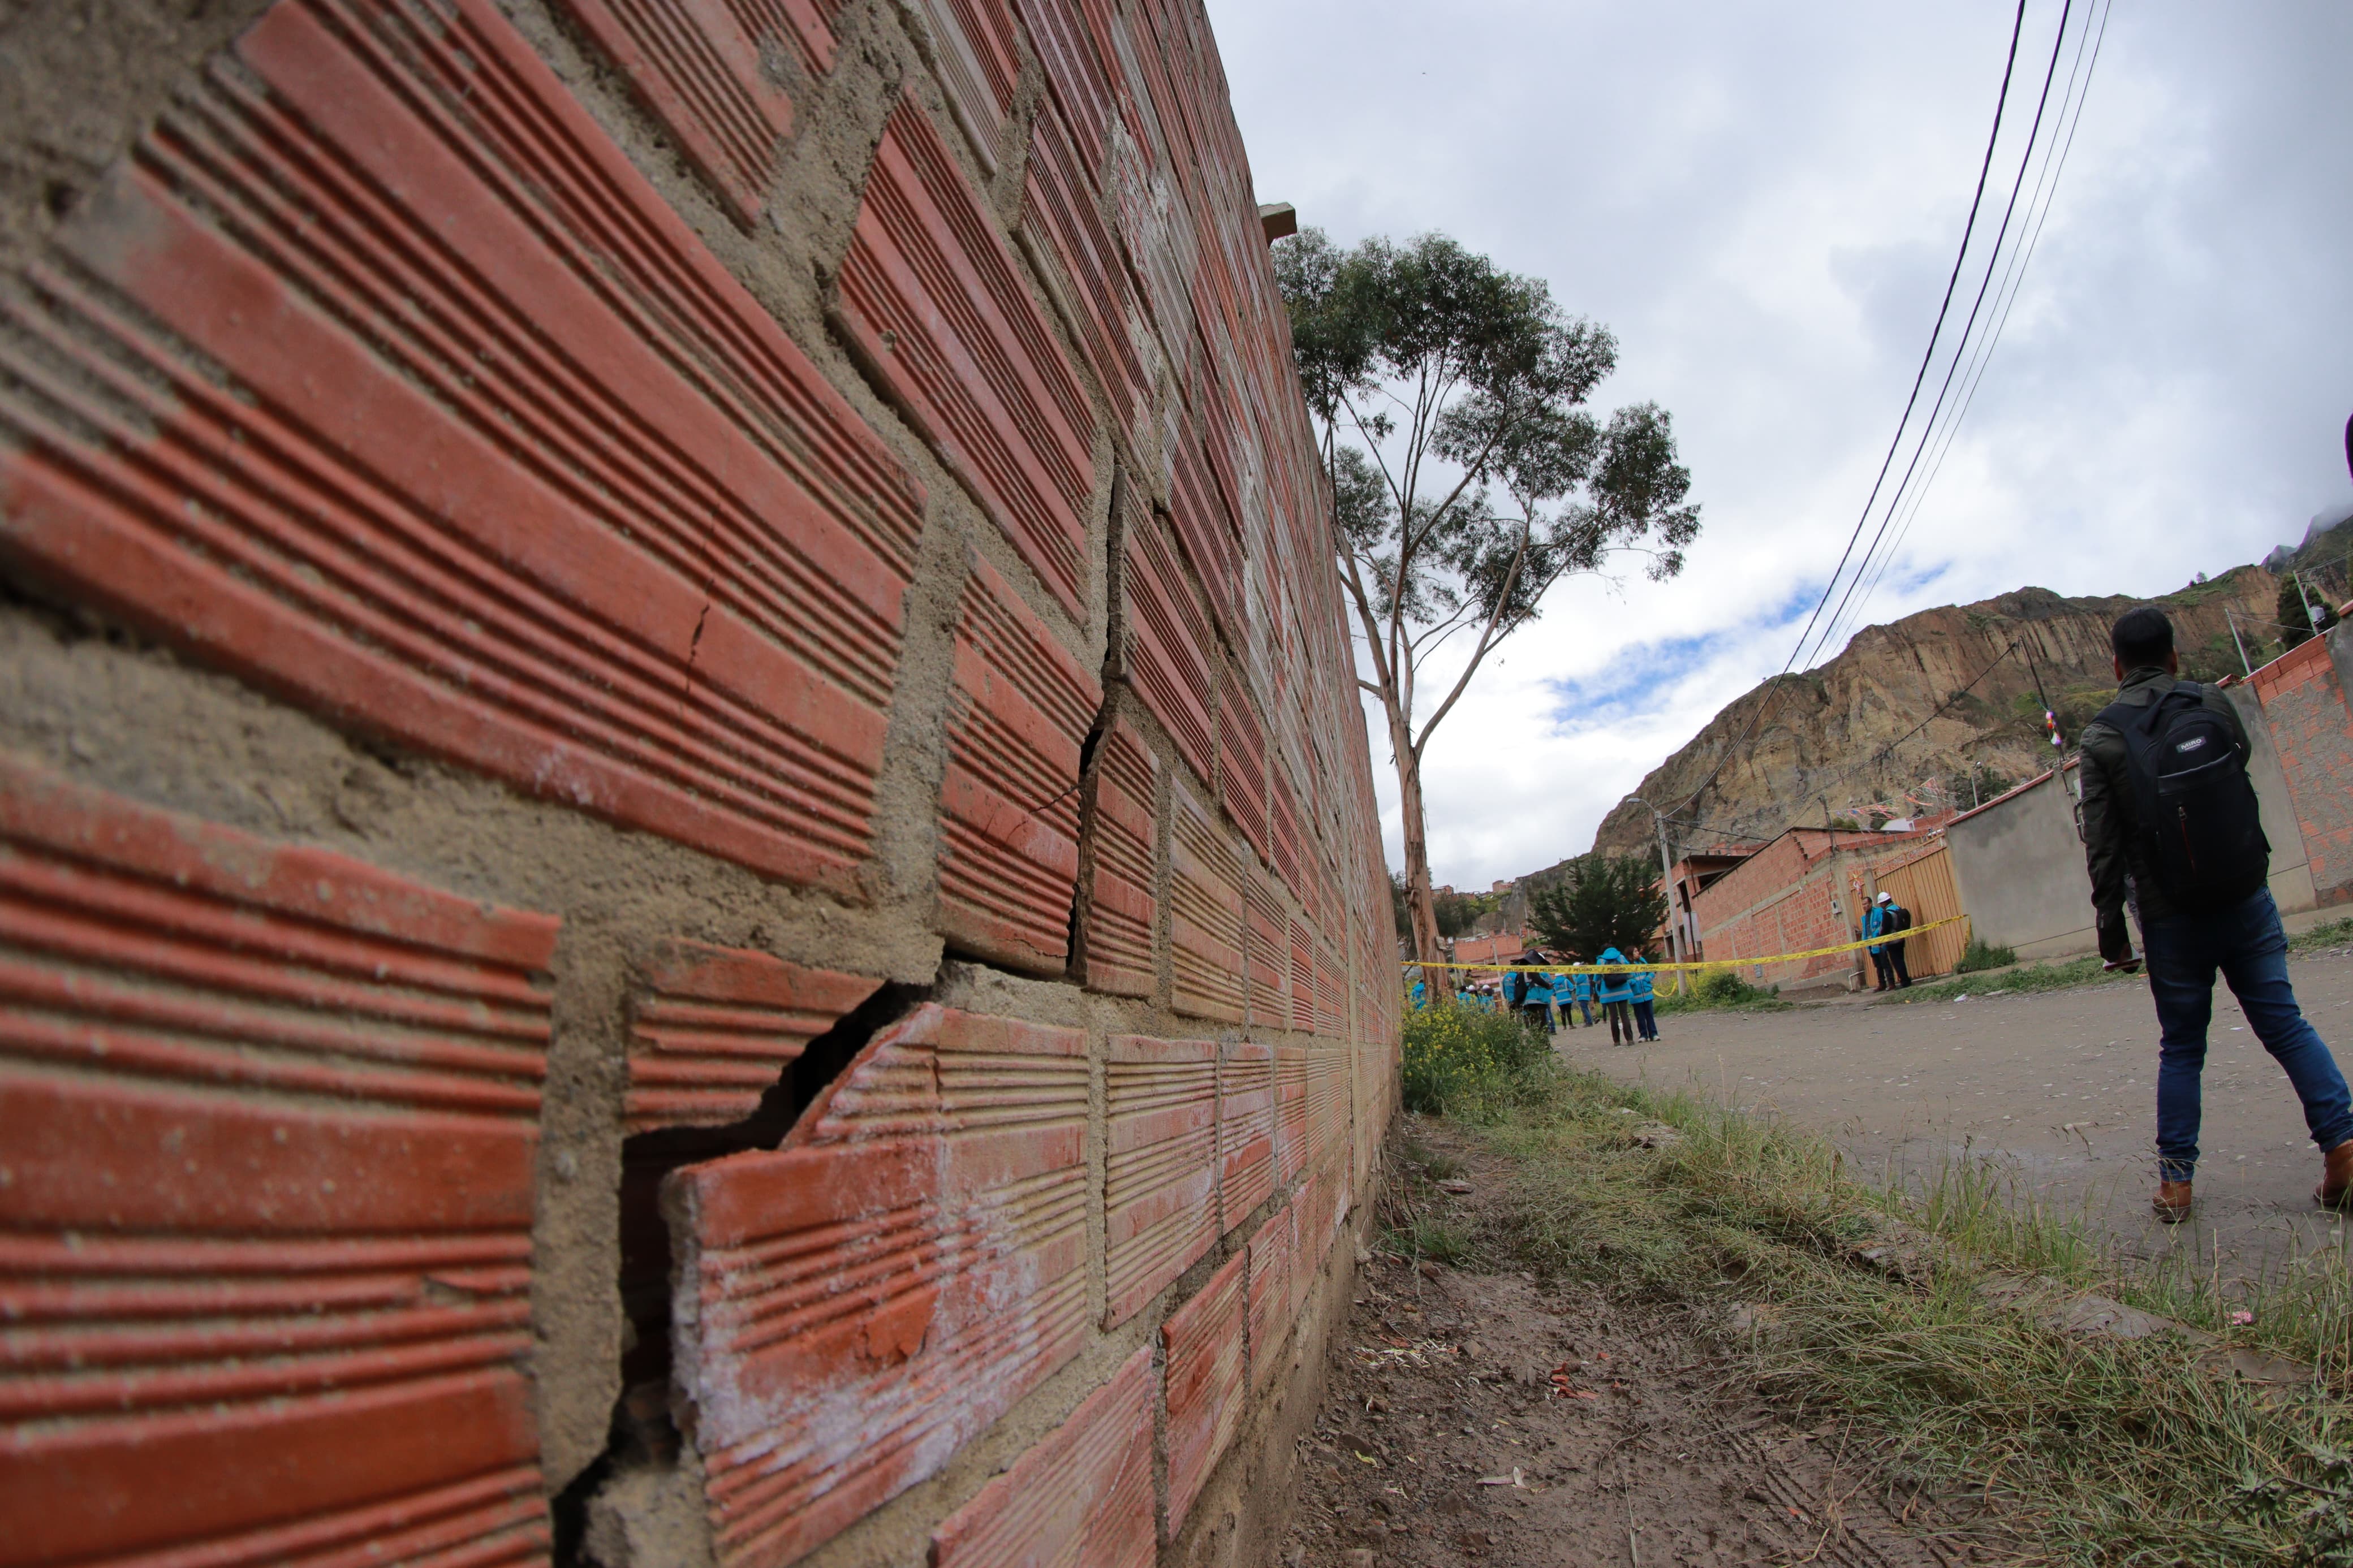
[2315,1141,2353,1210]
[2152,1180,2193,1224]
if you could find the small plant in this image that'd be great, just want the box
[1400,1001,1550,1117]
[1653,965,1787,1014]
[1953,936,2016,974]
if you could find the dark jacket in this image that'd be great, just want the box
[2076,666,2253,926]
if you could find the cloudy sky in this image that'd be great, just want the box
[1200,0,2353,889]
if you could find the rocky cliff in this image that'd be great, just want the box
[1579,564,2283,863]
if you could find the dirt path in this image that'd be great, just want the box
[1281,1122,1983,1568]
[1556,951,2353,1277]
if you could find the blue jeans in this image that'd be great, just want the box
[2143,888,2353,1182]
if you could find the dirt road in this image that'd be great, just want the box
[1558,951,2353,1277]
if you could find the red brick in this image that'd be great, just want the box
[625,940,881,1131]
[1170,785,1243,1023]
[1161,1251,1245,1538]
[911,0,1022,174]
[1104,1034,1218,1325]
[1246,1206,1295,1394]
[1269,762,1303,900]
[0,756,556,1567]
[1305,1048,1348,1172]
[1123,508,1217,788]
[0,0,922,897]
[555,0,830,222]
[1165,405,1242,638]
[1022,96,1152,440]
[1011,0,1114,173]
[1218,667,1270,870]
[1078,715,1158,997]
[838,100,1096,619]
[1273,1044,1308,1185]
[938,559,1104,972]
[1288,909,1316,1034]
[671,1005,1089,1568]
[2254,638,2353,902]
[929,1346,1154,1568]
[1241,859,1286,1029]
[1218,1040,1275,1232]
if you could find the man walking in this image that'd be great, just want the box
[1628,953,1661,1042]
[1595,947,1636,1045]
[2080,606,2353,1223]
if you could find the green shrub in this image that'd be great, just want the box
[1953,936,2016,974]
[1400,1002,1549,1117]
[1652,965,1783,1014]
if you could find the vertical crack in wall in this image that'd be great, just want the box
[554,979,934,1566]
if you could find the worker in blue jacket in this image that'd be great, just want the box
[1518,960,1556,1033]
[1567,967,1596,1028]
[1628,954,1660,1042]
[1596,948,1637,1045]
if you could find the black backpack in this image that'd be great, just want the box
[2093,684,2269,910]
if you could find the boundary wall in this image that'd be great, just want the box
[0,1,1400,1564]
[1689,826,1964,992]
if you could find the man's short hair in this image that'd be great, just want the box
[2111,606,2174,669]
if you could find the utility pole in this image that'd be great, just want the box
[1624,794,1689,994]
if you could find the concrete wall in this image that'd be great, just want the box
[0,1,1398,1565]
[1945,770,2097,961]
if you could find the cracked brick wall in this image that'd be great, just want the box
[0,0,1400,1563]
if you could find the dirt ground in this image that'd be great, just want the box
[1280,1122,1984,1568]
[1558,948,2353,1278]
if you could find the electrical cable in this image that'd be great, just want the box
[1807,0,2078,667]
[1834,0,2113,639]
[1654,1,2035,827]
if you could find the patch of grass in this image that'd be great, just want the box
[1651,964,1789,1016]
[1399,1001,1552,1118]
[1893,954,2136,1006]
[1441,1072,2353,1564]
[1953,935,2018,973]
[2292,917,2353,957]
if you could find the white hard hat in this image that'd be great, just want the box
[1875,891,1893,904]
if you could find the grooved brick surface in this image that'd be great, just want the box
[555,0,830,222]
[1241,859,1286,1030]
[1170,785,1243,1023]
[929,1345,1154,1568]
[672,1005,1089,1568]
[1123,508,1217,787]
[1217,1042,1274,1233]
[624,940,881,1131]
[1103,1035,1218,1326]
[1079,715,1158,997]
[0,757,559,1568]
[1218,667,1269,869]
[1161,1251,1245,1539]
[0,0,923,895]
[1246,1203,1294,1394]
[838,100,1096,619]
[1288,910,1316,1034]
[1306,1048,1349,1171]
[913,0,1021,175]
[1022,97,1152,439]
[1273,1043,1309,1185]
[938,559,1104,971]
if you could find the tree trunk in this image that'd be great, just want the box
[1387,708,1446,982]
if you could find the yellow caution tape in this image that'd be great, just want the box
[1399,912,1972,975]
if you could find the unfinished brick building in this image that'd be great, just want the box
[0,0,1399,1563]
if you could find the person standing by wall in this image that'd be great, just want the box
[2080,605,2353,1224]
[1874,891,1914,988]
[1628,953,1660,1042]
[1596,947,1636,1044]
[1519,959,1556,1034]
[1864,895,1894,990]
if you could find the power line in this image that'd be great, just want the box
[1834,0,2113,642]
[1809,0,2079,664]
[1657,1,2035,826]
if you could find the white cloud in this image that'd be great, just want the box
[1207,0,2353,887]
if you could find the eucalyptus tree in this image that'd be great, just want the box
[1275,228,1701,966]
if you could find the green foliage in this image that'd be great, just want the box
[1652,964,1783,1014]
[1941,764,2018,811]
[1953,936,2016,973]
[1400,1001,1550,1117]
[2282,577,2317,650]
[1526,853,1665,961]
[1826,815,1862,832]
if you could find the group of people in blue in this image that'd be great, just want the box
[1408,947,1662,1044]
